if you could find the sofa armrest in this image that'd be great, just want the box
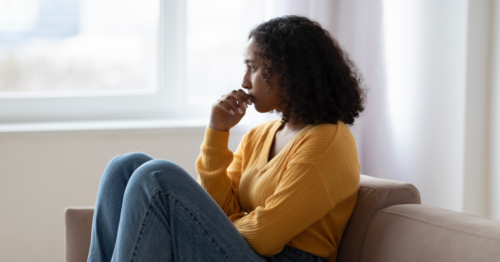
[64,207,94,262]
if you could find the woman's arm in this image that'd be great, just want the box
[196,89,253,215]
[196,127,248,216]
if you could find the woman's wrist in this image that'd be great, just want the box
[210,127,230,132]
[209,119,230,132]
[209,125,229,132]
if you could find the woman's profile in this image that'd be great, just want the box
[88,15,365,262]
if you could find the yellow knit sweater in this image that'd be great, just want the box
[196,119,360,261]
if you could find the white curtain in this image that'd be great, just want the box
[265,0,500,221]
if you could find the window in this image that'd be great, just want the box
[0,0,184,123]
[0,0,275,123]
[0,0,157,93]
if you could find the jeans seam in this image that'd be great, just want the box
[164,192,235,262]
[128,189,162,262]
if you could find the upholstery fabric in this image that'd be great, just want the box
[360,204,500,262]
[336,175,421,262]
[65,207,94,262]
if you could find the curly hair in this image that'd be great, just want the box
[248,15,365,125]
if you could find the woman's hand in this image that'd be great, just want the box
[209,89,253,132]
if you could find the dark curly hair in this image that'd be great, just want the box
[248,15,365,125]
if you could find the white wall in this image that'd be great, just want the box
[490,0,500,220]
[463,0,493,219]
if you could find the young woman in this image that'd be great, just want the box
[88,15,365,262]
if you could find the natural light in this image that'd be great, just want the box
[0,0,158,94]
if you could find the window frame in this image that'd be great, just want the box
[0,0,210,124]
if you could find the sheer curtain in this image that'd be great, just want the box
[266,0,500,221]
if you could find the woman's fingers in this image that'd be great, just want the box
[225,96,244,115]
[209,89,252,132]
[216,100,236,115]
[229,90,245,113]
[231,89,252,111]
[237,89,253,106]
[218,89,252,115]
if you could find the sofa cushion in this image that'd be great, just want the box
[360,204,500,262]
[337,175,421,262]
[65,207,94,262]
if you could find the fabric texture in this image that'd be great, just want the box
[66,207,95,262]
[359,204,500,262]
[196,119,360,261]
[87,152,328,262]
[336,175,421,262]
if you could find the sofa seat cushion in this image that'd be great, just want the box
[360,204,500,262]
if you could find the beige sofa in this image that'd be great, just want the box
[65,175,500,262]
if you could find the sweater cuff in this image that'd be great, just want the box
[204,127,230,148]
[229,212,246,224]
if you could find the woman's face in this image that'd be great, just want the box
[241,38,282,113]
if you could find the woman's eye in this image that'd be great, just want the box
[244,64,257,72]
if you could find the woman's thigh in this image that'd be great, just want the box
[112,158,268,262]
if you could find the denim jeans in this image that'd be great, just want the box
[88,152,329,262]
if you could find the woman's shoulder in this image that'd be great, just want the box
[294,121,358,161]
[300,121,352,141]
[307,121,353,139]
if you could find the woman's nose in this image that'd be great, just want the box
[241,78,251,90]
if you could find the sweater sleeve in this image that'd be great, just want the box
[195,127,245,216]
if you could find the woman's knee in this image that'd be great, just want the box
[111,152,152,164]
[108,152,153,170]
[103,152,153,181]
[128,159,194,190]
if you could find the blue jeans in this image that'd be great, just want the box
[88,152,329,262]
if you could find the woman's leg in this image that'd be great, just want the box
[89,152,267,262]
[88,152,153,262]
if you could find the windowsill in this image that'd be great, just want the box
[0,118,210,134]
[0,117,255,137]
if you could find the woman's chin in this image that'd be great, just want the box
[253,106,268,113]
[253,104,279,114]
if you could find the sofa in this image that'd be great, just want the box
[64,175,500,262]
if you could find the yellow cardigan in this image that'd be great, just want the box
[196,119,360,261]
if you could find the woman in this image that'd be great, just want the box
[88,15,365,262]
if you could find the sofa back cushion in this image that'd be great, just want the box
[336,175,421,262]
[360,204,500,262]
